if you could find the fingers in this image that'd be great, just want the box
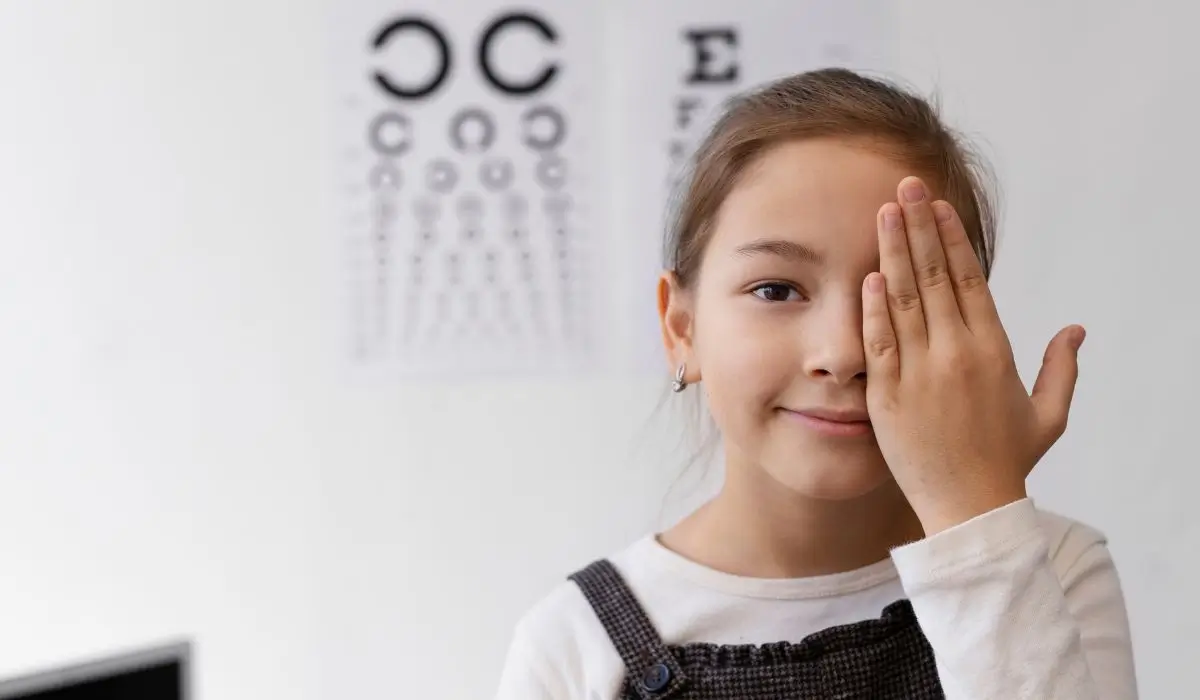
[1030,325,1086,449]
[930,200,1002,335]
[878,202,927,346]
[862,272,900,384]
[897,177,962,333]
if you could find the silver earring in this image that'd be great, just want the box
[671,363,688,392]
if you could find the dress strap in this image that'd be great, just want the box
[568,559,689,697]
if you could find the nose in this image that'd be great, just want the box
[802,298,867,385]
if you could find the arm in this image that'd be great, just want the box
[890,498,1137,700]
[494,617,566,700]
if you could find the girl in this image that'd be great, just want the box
[494,68,1137,699]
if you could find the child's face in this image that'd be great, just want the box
[688,138,914,499]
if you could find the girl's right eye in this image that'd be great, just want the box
[750,283,804,303]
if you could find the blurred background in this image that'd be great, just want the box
[0,1,1196,698]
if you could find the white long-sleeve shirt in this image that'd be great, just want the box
[494,499,1137,699]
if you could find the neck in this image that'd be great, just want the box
[661,457,925,579]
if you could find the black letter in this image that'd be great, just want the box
[682,27,738,84]
[449,107,496,153]
[674,97,704,129]
[372,16,452,100]
[457,194,484,221]
[535,154,567,190]
[368,162,402,190]
[426,159,458,193]
[480,158,515,191]
[479,12,558,95]
[368,112,413,155]
[413,196,441,225]
[667,139,689,166]
[521,105,566,151]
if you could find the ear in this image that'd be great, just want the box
[657,270,699,384]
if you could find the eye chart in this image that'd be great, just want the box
[331,2,607,380]
[330,1,886,380]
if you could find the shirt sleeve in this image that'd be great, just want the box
[493,619,564,700]
[889,498,1138,700]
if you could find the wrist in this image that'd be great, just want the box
[914,484,1029,536]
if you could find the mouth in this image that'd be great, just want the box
[778,407,873,438]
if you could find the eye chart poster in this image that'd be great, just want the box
[330,1,608,380]
[329,1,887,380]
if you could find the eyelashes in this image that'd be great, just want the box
[749,282,808,303]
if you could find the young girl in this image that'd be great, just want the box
[494,68,1138,699]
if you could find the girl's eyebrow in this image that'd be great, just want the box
[734,238,824,266]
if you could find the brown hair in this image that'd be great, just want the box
[665,68,998,287]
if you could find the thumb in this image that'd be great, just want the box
[1030,324,1086,445]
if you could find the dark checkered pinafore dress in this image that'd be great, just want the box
[569,559,946,699]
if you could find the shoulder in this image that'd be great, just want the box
[497,554,635,697]
[510,570,608,659]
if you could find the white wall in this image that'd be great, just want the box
[0,2,1195,699]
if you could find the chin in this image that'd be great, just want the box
[761,450,894,501]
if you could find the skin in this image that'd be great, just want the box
[657,137,1084,578]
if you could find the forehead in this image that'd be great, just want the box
[708,138,911,265]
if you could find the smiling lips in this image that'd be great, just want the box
[780,407,873,437]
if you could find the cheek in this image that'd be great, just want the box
[693,299,799,417]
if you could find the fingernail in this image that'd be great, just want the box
[867,273,884,293]
[882,204,901,230]
[902,178,925,202]
[1071,326,1087,350]
[933,201,953,224]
